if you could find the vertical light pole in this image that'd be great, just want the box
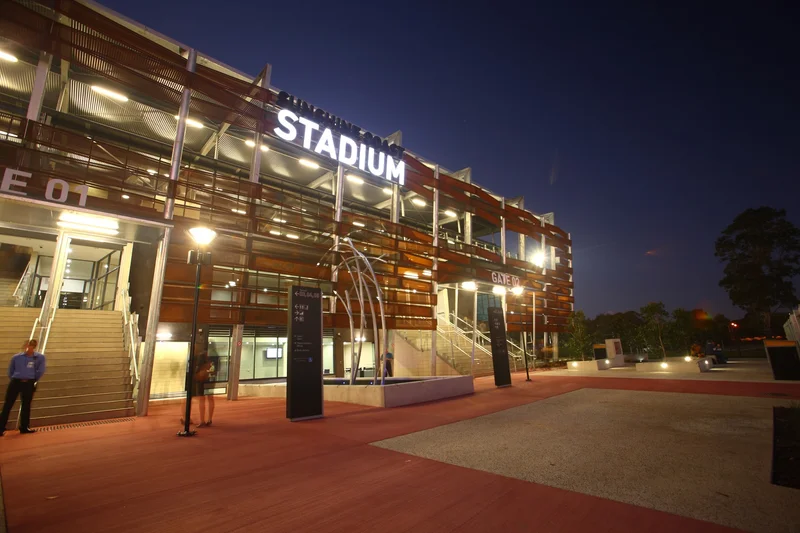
[730,322,742,358]
[178,227,216,437]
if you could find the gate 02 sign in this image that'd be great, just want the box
[487,307,512,388]
[286,286,324,421]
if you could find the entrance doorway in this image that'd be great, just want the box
[0,233,125,311]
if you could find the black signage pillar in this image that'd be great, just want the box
[286,286,323,421]
[487,307,512,387]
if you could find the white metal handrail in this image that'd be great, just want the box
[12,261,32,307]
[448,312,525,358]
[40,307,56,352]
[120,289,140,383]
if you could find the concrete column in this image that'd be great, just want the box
[553,332,559,361]
[26,52,53,122]
[227,324,243,400]
[248,66,272,184]
[390,184,400,224]
[137,48,197,416]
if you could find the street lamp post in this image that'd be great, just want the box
[178,227,216,437]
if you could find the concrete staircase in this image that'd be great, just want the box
[0,308,134,429]
[0,277,19,306]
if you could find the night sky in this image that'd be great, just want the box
[100,1,799,319]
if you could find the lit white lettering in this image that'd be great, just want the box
[367,147,385,177]
[338,135,358,166]
[297,117,319,149]
[385,156,405,185]
[272,115,405,185]
[314,128,337,159]
[358,143,367,172]
[274,109,298,141]
[1,168,30,196]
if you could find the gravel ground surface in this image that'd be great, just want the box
[373,388,800,533]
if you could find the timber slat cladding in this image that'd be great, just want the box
[0,0,573,332]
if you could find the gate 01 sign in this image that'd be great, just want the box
[487,307,512,388]
[286,285,324,421]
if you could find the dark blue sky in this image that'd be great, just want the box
[102,1,799,318]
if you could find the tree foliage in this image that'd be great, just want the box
[564,310,593,360]
[715,207,800,330]
[638,302,669,359]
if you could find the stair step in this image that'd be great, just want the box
[44,348,127,355]
[9,391,132,409]
[8,407,135,429]
[11,398,133,416]
[4,383,134,398]
[0,377,133,390]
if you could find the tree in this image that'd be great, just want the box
[565,311,593,360]
[639,302,669,359]
[715,207,800,332]
[666,308,695,354]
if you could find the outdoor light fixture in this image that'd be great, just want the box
[382,187,392,195]
[532,250,546,268]
[660,362,669,369]
[461,281,477,291]
[121,194,130,200]
[0,130,18,138]
[299,158,319,169]
[352,221,365,227]
[156,332,173,340]
[58,212,119,236]
[91,86,129,102]
[605,359,610,364]
[232,208,246,215]
[346,174,364,185]
[444,209,457,217]
[174,115,204,128]
[188,226,217,246]
[411,198,426,207]
[511,286,524,296]
[228,281,236,287]
[684,356,692,362]
[422,269,432,277]
[404,272,419,279]
[147,169,157,175]
[286,233,299,239]
[245,139,270,152]
[492,285,506,295]
[0,51,18,62]
[269,230,281,236]
[273,218,287,223]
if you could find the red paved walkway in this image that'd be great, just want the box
[1,372,796,532]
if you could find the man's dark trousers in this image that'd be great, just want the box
[0,379,35,430]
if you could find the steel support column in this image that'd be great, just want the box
[137,48,197,416]
[430,164,440,375]
[248,65,272,184]
[26,52,52,123]
[227,324,244,400]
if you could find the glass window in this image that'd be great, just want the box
[323,338,334,375]
[239,336,255,380]
[208,336,230,382]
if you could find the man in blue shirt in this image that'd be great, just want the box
[0,339,46,435]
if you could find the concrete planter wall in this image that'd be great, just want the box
[238,375,474,408]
